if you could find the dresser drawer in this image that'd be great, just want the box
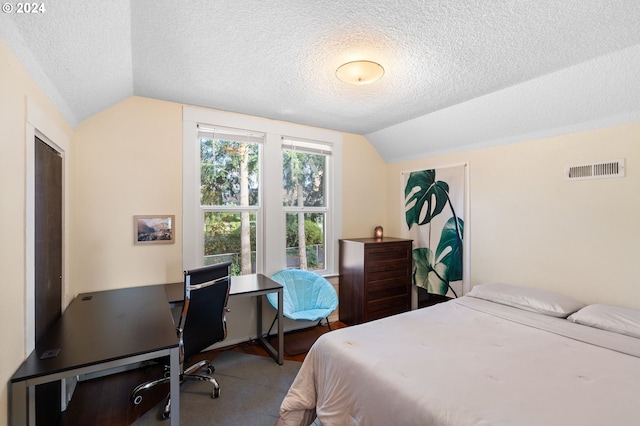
[367,263,411,282]
[366,295,410,321]
[367,277,410,302]
[365,244,411,263]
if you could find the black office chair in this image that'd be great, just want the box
[130,261,232,419]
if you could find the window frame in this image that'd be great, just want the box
[198,129,263,273]
[282,137,332,272]
[183,107,342,276]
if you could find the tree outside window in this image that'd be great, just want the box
[282,140,330,271]
[200,134,261,275]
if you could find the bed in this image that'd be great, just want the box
[278,283,640,426]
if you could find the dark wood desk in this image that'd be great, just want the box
[165,273,284,365]
[10,286,180,426]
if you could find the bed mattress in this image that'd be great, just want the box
[279,296,640,425]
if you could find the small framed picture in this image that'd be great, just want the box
[134,215,175,244]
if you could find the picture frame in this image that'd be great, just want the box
[134,215,175,245]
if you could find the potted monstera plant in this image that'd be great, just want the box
[405,170,463,297]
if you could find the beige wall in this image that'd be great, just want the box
[340,132,388,238]
[386,123,640,309]
[72,97,184,293]
[0,40,74,425]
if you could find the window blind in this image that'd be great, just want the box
[282,136,332,156]
[197,124,265,143]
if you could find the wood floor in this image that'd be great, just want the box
[58,322,347,426]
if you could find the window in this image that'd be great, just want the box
[198,127,263,275]
[282,138,331,271]
[183,107,342,276]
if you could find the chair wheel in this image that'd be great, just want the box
[207,365,215,374]
[132,395,143,405]
[213,387,220,398]
[162,410,170,419]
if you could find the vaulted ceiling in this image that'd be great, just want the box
[3,1,640,162]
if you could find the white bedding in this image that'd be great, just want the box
[279,296,640,426]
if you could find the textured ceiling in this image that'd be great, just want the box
[3,1,640,161]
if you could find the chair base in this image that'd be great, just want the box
[130,359,221,418]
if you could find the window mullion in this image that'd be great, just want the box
[283,206,327,213]
[201,205,259,212]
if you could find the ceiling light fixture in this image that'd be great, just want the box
[336,60,385,85]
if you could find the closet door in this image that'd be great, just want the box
[34,136,63,425]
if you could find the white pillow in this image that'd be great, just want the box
[568,304,640,339]
[467,283,585,318]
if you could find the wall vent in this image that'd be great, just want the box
[565,159,625,181]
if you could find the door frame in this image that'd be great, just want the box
[25,99,71,411]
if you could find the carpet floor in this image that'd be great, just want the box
[133,352,302,426]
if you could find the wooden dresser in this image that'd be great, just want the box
[339,237,413,325]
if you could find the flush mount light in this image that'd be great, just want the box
[336,60,385,85]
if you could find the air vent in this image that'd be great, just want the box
[565,159,625,181]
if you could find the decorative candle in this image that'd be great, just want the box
[374,226,383,239]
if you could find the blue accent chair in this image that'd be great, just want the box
[266,269,339,354]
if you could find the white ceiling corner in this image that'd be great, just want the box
[3,0,640,162]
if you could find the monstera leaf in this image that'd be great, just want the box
[436,217,464,282]
[413,247,448,295]
[412,217,464,295]
[405,170,450,229]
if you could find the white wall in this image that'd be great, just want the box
[386,122,640,309]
